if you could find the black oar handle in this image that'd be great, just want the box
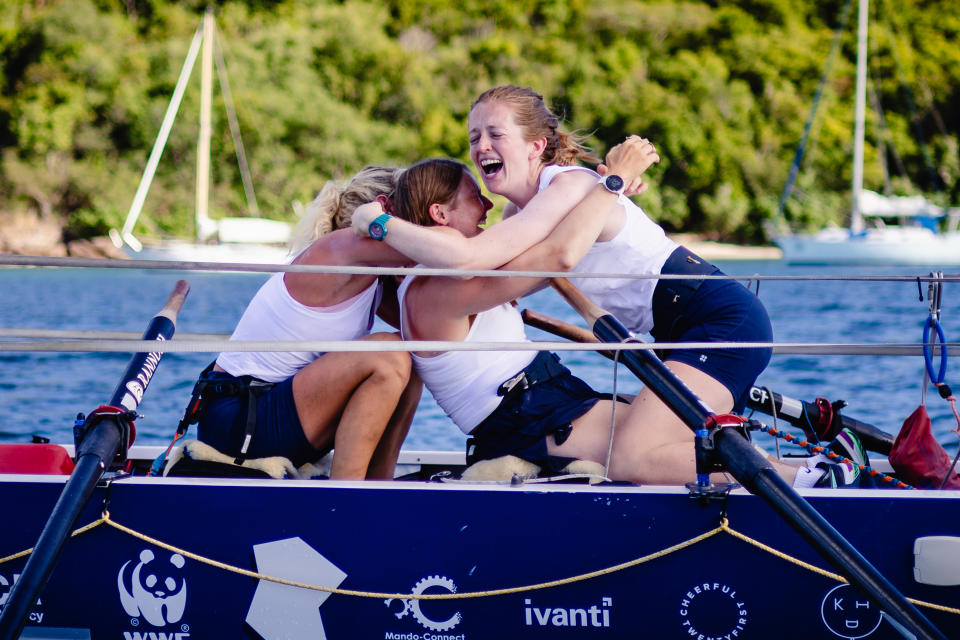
[746,386,894,455]
[0,280,190,640]
[549,277,945,640]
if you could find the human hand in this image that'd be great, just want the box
[351,201,386,237]
[597,135,660,196]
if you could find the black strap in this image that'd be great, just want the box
[172,362,277,466]
[174,361,217,437]
[235,380,273,465]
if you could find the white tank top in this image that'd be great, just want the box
[397,274,535,434]
[216,272,379,382]
[538,165,677,334]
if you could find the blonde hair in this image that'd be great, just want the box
[471,85,599,166]
[289,166,402,253]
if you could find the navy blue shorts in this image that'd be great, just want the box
[466,352,605,474]
[651,247,772,412]
[196,371,321,467]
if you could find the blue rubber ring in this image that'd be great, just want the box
[922,316,947,383]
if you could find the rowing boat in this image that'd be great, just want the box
[0,260,958,639]
[1,446,958,639]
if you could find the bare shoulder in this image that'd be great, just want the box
[299,228,411,267]
[544,166,598,190]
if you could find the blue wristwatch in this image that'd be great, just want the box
[368,213,391,241]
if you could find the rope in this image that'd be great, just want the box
[0,518,107,565]
[761,425,914,489]
[2,510,955,615]
[776,0,854,219]
[2,336,958,356]
[1,254,959,283]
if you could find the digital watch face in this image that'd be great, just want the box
[604,175,624,192]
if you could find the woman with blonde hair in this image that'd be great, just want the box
[194,166,422,480]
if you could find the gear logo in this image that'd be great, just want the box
[385,575,463,632]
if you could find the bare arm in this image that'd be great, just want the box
[283,229,413,307]
[412,138,660,319]
[352,169,598,270]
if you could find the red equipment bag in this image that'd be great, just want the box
[889,405,960,489]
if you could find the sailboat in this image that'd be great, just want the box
[109,9,292,265]
[774,0,960,266]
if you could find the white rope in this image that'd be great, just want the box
[0,337,957,356]
[0,329,227,341]
[1,254,958,283]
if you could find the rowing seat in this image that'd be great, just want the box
[0,444,75,475]
[461,455,606,483]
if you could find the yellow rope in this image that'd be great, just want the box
[718,517,847,582]
[102,511,725,599]
[0,517,106,565]
[2,510,957,615]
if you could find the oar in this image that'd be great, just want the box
[0,280,190,639]
[548,277,945,640]
[521,307,896,454]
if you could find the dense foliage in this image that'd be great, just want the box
[1,0,957,244]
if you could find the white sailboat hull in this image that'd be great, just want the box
[126,239,291,265]
[776,228,960,265]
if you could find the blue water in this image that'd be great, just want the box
[1,264,958,456]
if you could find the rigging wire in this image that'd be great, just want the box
[775,0,854,222]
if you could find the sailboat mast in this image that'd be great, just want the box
[850,0,868,234]
[195,7,214,243]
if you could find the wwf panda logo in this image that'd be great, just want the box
[117,549,187,626]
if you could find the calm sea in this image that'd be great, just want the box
[1,263,958,457]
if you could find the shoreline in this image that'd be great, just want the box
[669,233,783,261]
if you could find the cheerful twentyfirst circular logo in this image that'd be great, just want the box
[117,549,188,627]
[679,582,748,639]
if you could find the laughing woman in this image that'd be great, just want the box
[386,139,661,479]
[194,167,422,480]
[353,87,865,488]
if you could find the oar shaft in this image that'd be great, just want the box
[715,430,942,639]
[109,279,189,411]
[0,280,189,640]
[549,277,944,640]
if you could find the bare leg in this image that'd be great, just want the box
[366,370,423,479]
[548,361,798,485]
[292,332,413,480]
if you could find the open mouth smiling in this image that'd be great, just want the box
[479,158,503,176]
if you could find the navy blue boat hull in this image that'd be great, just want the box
[1,475,958,639]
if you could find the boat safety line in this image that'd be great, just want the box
[0,328,227,341]
[2,511,957,615]
[1,337,957,356]
[1,254,959,283]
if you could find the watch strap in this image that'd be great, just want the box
[368,213,391,241]
[599,174,625,195]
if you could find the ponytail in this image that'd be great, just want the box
[288,166,402,253]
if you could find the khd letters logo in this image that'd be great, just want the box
[117,549,188,627]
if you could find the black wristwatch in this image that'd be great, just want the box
[599,174,625,196]
[368,213,391,241]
